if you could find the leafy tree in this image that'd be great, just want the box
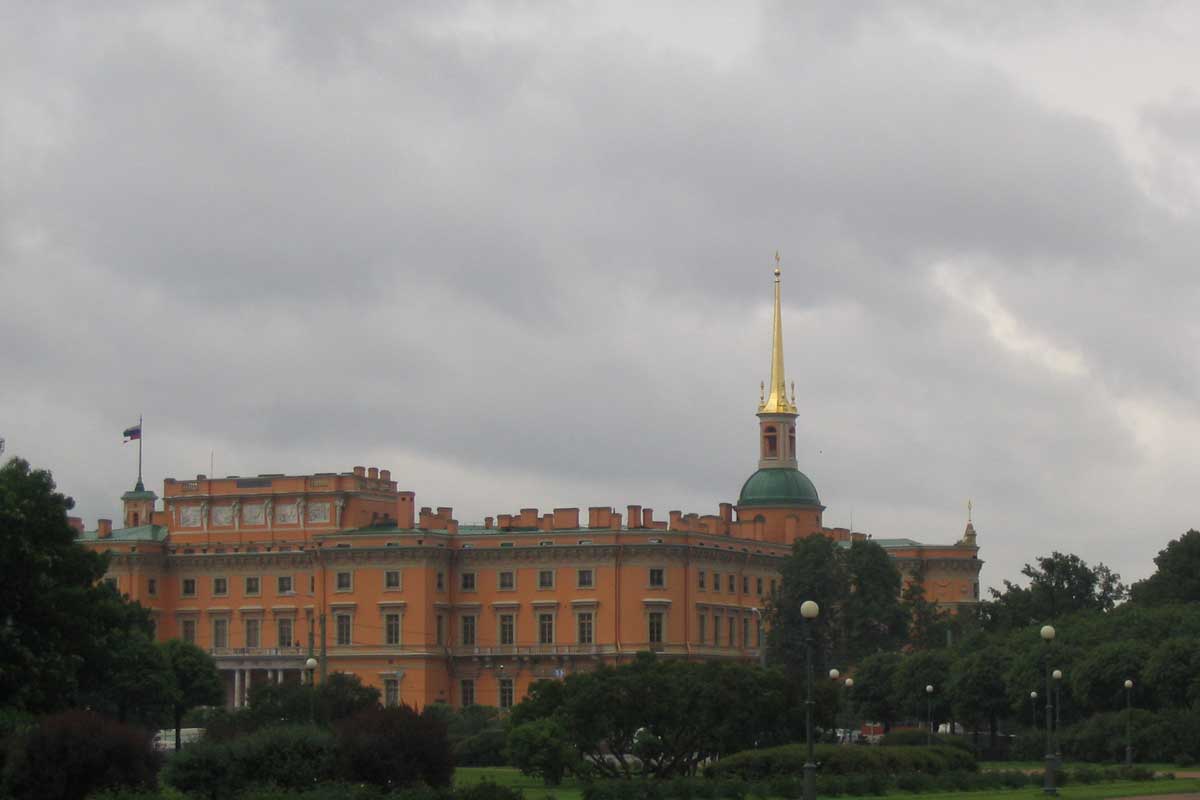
[947,645,1011,747]
[1131,530,1200,606]
[508,718,577,786]
[769,534,848,673]
[981,552,1126,632]
[843,540,907,660]
[1143,637,1200,710]
[1071,639,1151,713]
[893,650,954,726]
[160,639,223,750]
[334,705,453,790]
[902,567,950,650]
[852,652,902,732]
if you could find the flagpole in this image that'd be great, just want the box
[137,414,143,489]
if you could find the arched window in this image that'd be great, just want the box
[132,511,139,526]
[787,425,796,458]
[763,426,778,457]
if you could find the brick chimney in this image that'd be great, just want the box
[396,492,415,529]
[97,519,113,539]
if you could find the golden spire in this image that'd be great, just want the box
[759,253,798,414]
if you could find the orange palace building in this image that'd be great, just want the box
[77,270,982,710]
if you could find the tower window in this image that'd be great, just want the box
[763,425,778,457]
[788,425,796,457]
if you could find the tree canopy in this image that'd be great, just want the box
[1130,529,1200,606]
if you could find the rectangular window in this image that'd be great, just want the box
[648,568,664,588]
[499,678,514,709]
[213,577,228,596]
[245,618,260,648]
[743,576,749,594]
[698,570,706,590]
[461,679,475,707]
[277,617,293,648]
[277,575,293,594]
[384,679,399,707]
[538,613,555,645]
[462,615,476,646]
[728,617,736,647]
[181,618,196,644]
[713,572,720,592]
[500,614,515,646]
[461,572,476,591]
[728,574,735,593]
[648,611,664,644]
[577,569,593,588]
[499,571,515,590]
[245,576,260,596]
[698,613,707,644]
[436,572,445,591]
[336,571,352,591]
[182,578,196,597]
[212,618,228,649]
[436,614,444,646]
[385,570,401,589]
[770,578,777,596]
[743,617,750,648]
[385,613,401,646]
[757,577,764,595]
[147,578,158,596]
[756,617,762,646]
[577,612,593,644]
[538,569,554,589]
[336,614,352,646]
[713,615,721,646]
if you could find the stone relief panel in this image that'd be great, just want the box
[178,505,202,528]
[275,502,299,524]
[242,503,265,525]
[307,502,331,524]
[212,505,234,527]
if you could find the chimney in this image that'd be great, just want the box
[541,513,554,532]
[437,507,453,521]
[353,466,366,477]
[97,519,113,539]
[588,507,611,529]
[518,508,538,528]
[719,503,733,524]
[484,516,494,529]
[553,508,580,530]
[498,513,512,530]
[610,512,622,530]
[642,508,655,528]
[446,520,459,534]
[368,467,379,480]
[396,492,415,529]
[380,469,391,482]
[418,507,434,530]
[668,510,683,531]
[67,516,84,534]
[627,505,642,529]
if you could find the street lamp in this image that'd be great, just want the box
[925,685,935,745]
[801,599,820,800]
[1030,691,1038,730]
[1040,625,1057,796]
[1124,679,1134,766]
[829,669,841,743]
[305,657,319,723]
[844,678,855,744]
[751,607,767,669]
[1052,669,1063,765]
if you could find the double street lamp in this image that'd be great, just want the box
[1030,691,1038,730]
[801,600,820,800]
[1124,679,1134,766]
[1040,625,1057,796]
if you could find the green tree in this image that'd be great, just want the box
[894,650,954,727]
[1131,530,1200,606]
[508,718,577,786]
[852,652,902,733]
[161,639,223,750]
[1143,637,1200,710]
[843,540,906,660]
[0,458,110,711]
[902,567,950,650]
[769,534,848,673]
[981,552,1126,632]
[1071,639,1151,713]
[947,645,1011,747]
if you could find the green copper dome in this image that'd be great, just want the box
[738,468,821,507]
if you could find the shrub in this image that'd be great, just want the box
[879,730,973,753]
[509,719,577,786]
[455,780,524,800]
[706,743,975,781]
[164,724,337,799]
[1,710,160,800]
[334,705,454,790]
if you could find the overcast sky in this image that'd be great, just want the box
[3,2,1199,592]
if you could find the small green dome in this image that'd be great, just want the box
[738,468,821,507]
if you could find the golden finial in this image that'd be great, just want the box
[760,381,765,403]
[967,499,973,524]
[791,381,796,404]
[774,250,781,278]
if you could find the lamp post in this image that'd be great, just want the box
[1052,669,1063,766]
[925,685,934,745]
[844,678,855,744]
[751,607,767,669]
[1030,691,1038,730]
[305,656,319,723]
[801,600,820,800]
[830,669,841,743]
[1040,625,1057,796]
[1124,679,1134,766]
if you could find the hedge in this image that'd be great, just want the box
[705,744,976,781]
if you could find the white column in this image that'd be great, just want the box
[276,669,283,684]
[234,669,243,708]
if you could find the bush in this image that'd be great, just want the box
[509,719,577,786]
[879,730,973,753]
[706,743,976,781]
[164,724,337,799]
[454,780,524,800]
[334,705,454,790]
[1,710,160,800]
[237,784,390,800]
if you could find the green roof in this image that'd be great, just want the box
[78,524,168,542]
[737,468,821,508]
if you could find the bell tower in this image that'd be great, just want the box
[757,255,798,470]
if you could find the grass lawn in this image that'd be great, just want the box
[454,768,1200,800]
[982,762,1189,774]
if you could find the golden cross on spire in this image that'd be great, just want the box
[967,499,973,524]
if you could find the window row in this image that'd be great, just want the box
[177,570,405,599]
[180,616,303,649]
[696,612,762,648]
[458,567,600,591]
[696,570,774,597]
[457,677,515,709]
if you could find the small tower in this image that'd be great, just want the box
[961,499,978,547]
[121,479,157,529]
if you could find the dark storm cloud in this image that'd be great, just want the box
[3,1,1199,589]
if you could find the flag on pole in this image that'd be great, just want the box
[123,424,142,442]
